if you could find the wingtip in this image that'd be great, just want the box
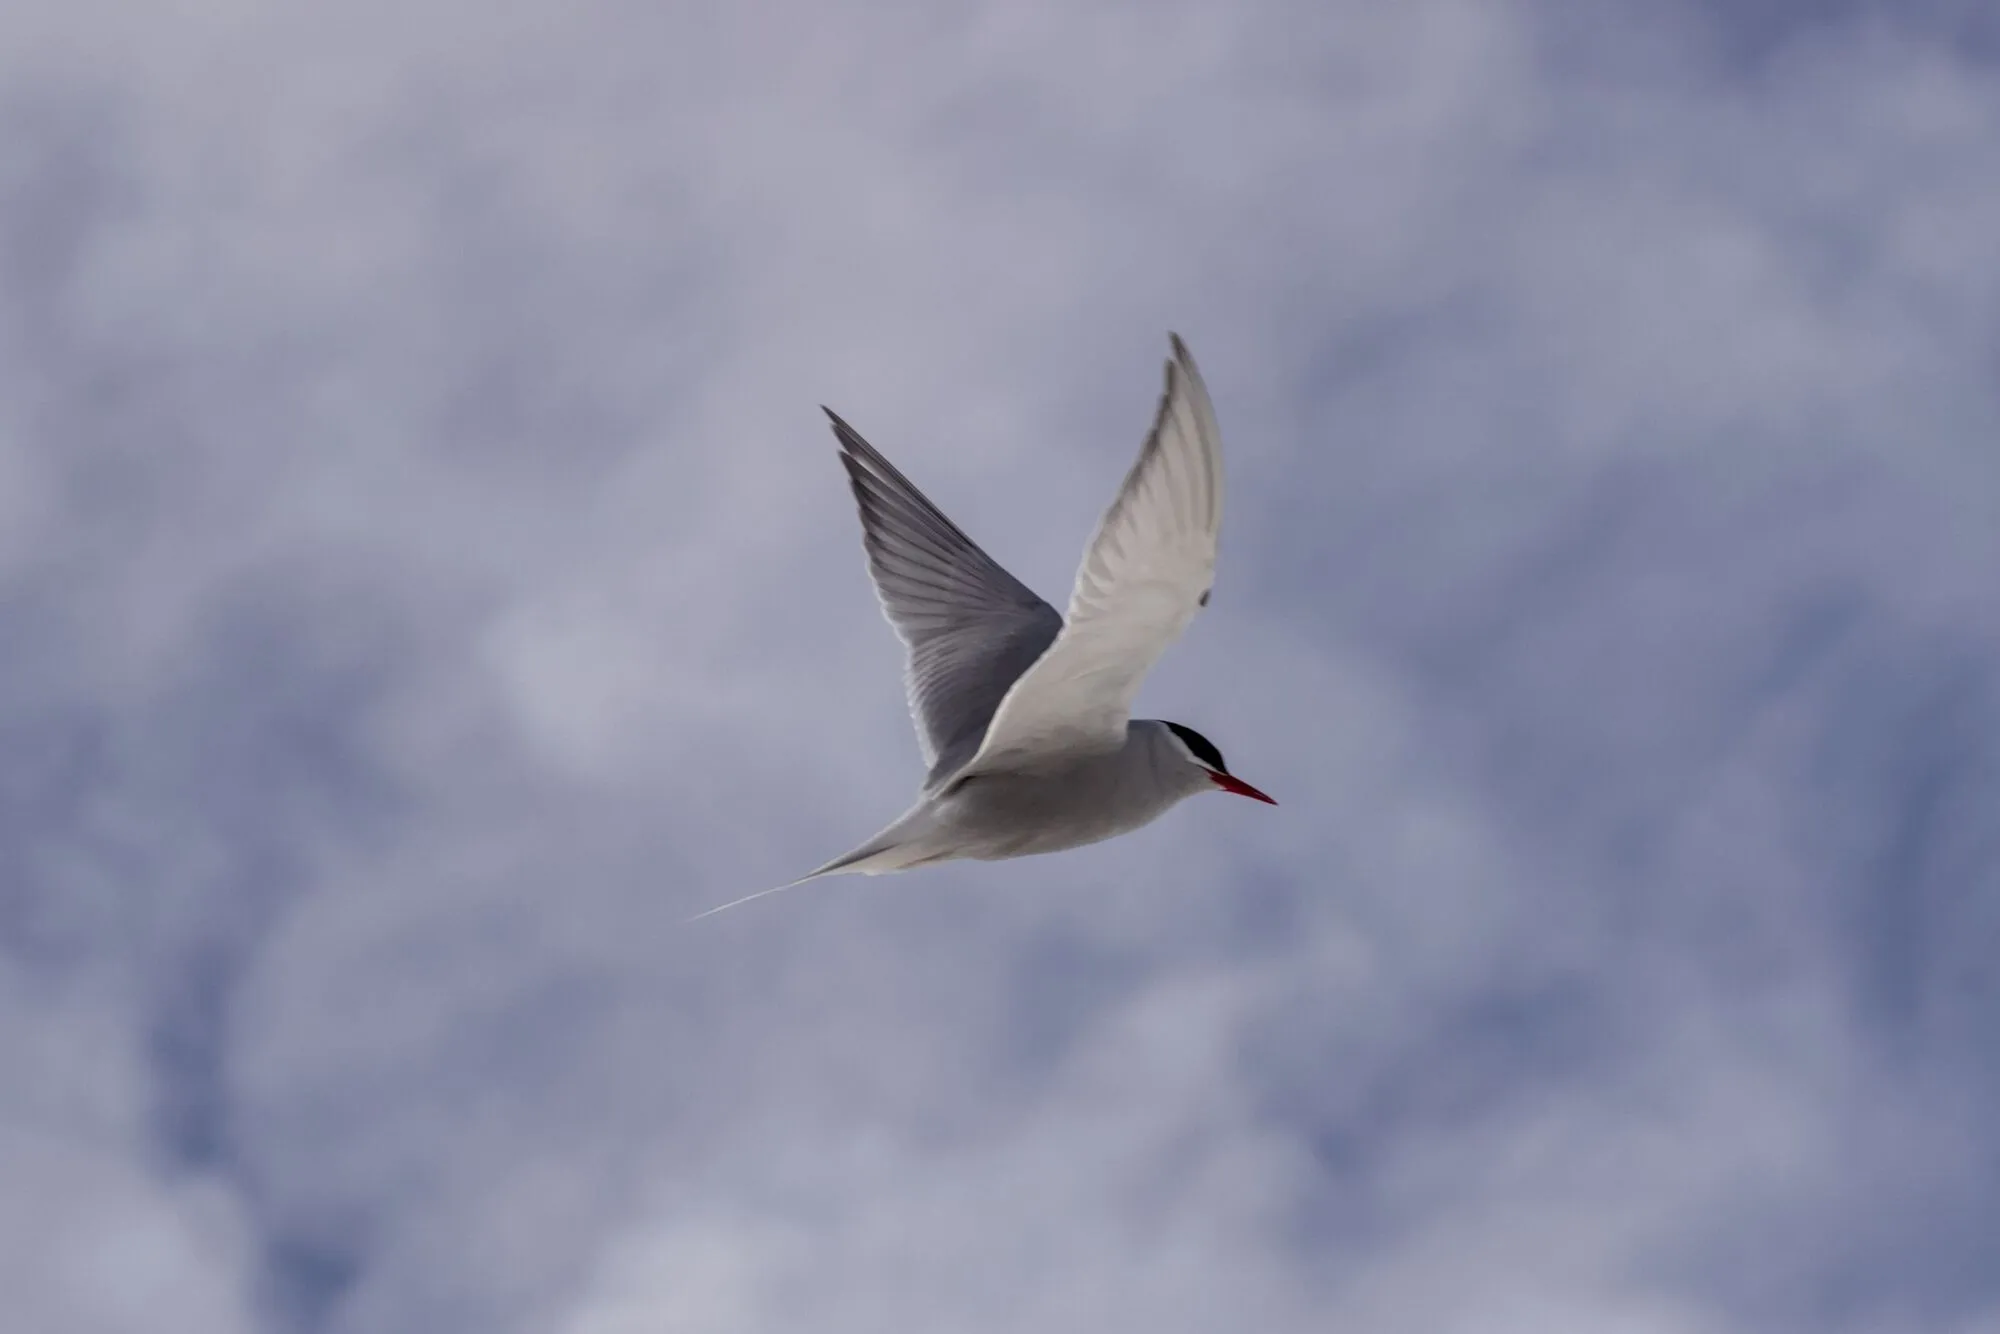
[1164,334,1203,394]
[823,406,867,454]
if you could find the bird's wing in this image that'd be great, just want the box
[829,409,1063,787]
[950,335,1224,779]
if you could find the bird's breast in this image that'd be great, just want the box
[934,753,1189,862]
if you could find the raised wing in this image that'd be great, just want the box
[951,335,1224,779]
[828,409,1063,787]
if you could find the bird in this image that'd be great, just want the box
[690,335,1272,921]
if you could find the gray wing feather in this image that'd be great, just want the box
[953,334,1223,776]
[826,409,1062,787]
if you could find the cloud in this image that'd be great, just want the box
[0,970,255,1334]
[3,1,1998,1331]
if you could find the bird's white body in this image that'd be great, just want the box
[815,721,1219,875]
[690,336,1271,921]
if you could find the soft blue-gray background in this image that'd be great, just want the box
[4,1,1999,1331]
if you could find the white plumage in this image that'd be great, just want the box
[691,335,1271,922]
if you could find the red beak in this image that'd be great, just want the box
[1208,771,1277,804]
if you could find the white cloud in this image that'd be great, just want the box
[0,972,254,1333]
[3,1,1998,1331]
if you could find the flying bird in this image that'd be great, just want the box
[691,335,1272,921]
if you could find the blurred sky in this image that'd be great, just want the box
[4,2,2000,1332]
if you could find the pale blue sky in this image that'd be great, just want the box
[2,2,1998,1331]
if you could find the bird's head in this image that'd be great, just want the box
[1163,722,1276,804]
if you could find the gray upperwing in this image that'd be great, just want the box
[827,409,1063,787]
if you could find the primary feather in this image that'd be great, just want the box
[828,410,1064,787]
[953,335,1223,778]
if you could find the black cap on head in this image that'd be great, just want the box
[1164,721,1227,773]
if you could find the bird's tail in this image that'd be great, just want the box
[683,821,929,923]
[682,871,833,923]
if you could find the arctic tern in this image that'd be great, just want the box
[691,335,1271,920]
